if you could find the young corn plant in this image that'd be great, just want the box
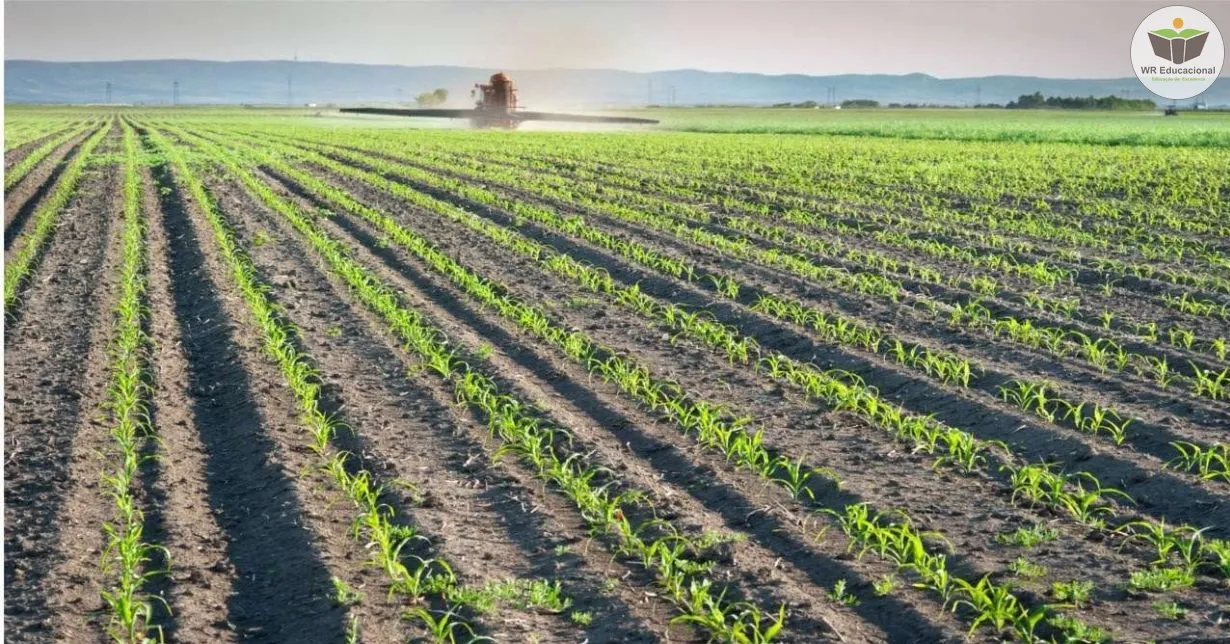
[97,122,166,644]
[146,127,490,634]
[403,607,489,644]
[1050,580,1094,608]
[1189,363,1229,400]
[5,123,112,313]
[213,126,1230,621]
[995,525,1059,548]
[1128,567,1195,592]
[1003,463,1132,529]
[180,129,788,643]
[999,380,1058,423]
[1166,442,1229,483]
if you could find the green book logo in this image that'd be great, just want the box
[1148,17,1209,64]
[1132,6,1223,101]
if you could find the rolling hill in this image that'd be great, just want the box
[6,59,1227,107]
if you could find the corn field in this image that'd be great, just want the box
[4,107,1230,643]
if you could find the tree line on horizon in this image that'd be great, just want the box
[765,93,1159,110]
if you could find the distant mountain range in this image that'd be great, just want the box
[6,59,1227,107]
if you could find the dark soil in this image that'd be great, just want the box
[254,161,972,643]
[4,126,95,242]
[147,140,353,642]
[285,157,1230,642]
[139,163,242,644]
[215,165,656,643]
[8,120,1228,644]
[4,127,121,642]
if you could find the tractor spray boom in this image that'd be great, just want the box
[340,72,659,128]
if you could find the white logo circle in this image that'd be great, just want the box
[1132,6,1223,100]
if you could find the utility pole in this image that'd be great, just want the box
[105,81,112,104]
[668,85,676,106]
[647,79,653,106]
[287,49,297,106]
[173,80,180,106]
[975,84,982,106]
[396,87,403,104]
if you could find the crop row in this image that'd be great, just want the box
[167,124,792,643]
[432,146,1084,293]
[235,128,1228,485]
[194,124,1110,642]
[3,119,83,151]
[399,144,1229,367]
[4,122,95,191]
[97,120,163,643]
[413,144,1230,364]
[392,148,1228,398]
[449,134,1230,271]
[351,133,1226,509]
[249,124,1230,572]
[146,125,509,641]
[425,136,1230,299]
[5,122,112,313]
[384,148,1230,476]
[189,125,1215,641]
[254,127,1228,379]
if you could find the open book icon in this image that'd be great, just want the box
[1149,29,1209,64]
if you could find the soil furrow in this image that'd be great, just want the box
[151,136,353,641]
[4,126,95,248]
[211,166,668,642]
[247,157,980,643]
[289,153,1230,534]
[39,131,132,642]
[271,156,1228,641]
[138,160,240,644]
[3,129,121,642]
[291,140,1230,430]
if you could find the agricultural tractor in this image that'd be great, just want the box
[341,72,659,129]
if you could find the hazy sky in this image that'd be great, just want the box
[6,1,1230,78]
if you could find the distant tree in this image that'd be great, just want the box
[768,100,820,108]
[1007,91,1047,109]
[1006,92,1155,110]
[840,99,880,108]
[415,88,449,107]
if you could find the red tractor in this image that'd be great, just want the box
[471,72,519,128]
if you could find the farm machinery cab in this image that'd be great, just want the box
[340,72,659,129]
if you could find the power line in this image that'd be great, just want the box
[173,80,180,106]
